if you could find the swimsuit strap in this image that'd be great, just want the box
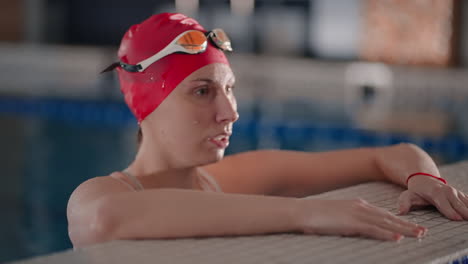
[198,167,223,193]
[109,173,139,192]
[122,170,145,191]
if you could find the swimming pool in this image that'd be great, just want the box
[2,95,468,262]
[2,46,468,262]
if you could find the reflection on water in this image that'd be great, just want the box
[1,97,467,262]
[1,116,137,262]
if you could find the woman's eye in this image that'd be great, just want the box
[195,87,209,96]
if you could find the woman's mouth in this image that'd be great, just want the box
[208,134,230,149]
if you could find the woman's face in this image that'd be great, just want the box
[144,63,239,167]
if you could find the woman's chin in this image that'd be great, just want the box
[199,150,225,165]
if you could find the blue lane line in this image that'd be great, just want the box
[0,96,135,126]
[0,95,467,161]
[451,255,468,264]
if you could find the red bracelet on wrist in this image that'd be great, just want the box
[406,172,447,186]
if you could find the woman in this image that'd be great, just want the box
[67,13,468,248]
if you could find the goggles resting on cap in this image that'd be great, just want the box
[101,28,232,73]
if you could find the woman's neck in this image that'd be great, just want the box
[125,141,199,190]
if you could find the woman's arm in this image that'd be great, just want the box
[225,143,467,221]
[206,144,437,198]
[67,176,425,248]
[67,178,302,248]
[374,143,440,187]
[205,148,384,198]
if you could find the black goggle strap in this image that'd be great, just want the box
[100,61,142,74]
[100,62,120,73]
[101,30,230,74]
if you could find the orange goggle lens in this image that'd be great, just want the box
[176,30,207,53]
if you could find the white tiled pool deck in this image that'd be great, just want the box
[10,161,468,264]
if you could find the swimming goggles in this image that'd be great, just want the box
[101,28,232,73]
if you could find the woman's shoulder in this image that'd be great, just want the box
[67,173,134,212]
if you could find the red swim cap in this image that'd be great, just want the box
[116,13,230,123]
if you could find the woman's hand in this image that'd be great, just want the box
[296,198,427,242]
[375,143,468,221]
[398,175,468,221]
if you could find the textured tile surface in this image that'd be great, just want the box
[11,161,468,264]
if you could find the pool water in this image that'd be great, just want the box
[1,96,467,262]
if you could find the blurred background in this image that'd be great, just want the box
[2,0,468,262]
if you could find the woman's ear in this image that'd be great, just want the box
[137,126,143,144]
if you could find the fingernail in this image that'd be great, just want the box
[414,228,422,237]
[393,233,404,242]
[420,227,428,235]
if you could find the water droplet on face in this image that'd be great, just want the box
[162,81,166,90]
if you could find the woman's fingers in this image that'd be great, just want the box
[432,195,463,221]
[362,204,426,238]
[384,215,426,237]
[448,191,468,220]
[300,198,434,242]
[397,191,430,215]
[460,193,468,206]
[355,224,404,242]
[397,191,412,215]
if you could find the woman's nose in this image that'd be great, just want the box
[215,94,239,124]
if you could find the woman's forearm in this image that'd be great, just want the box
[375,143,440,187]
[85,189,302,246]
